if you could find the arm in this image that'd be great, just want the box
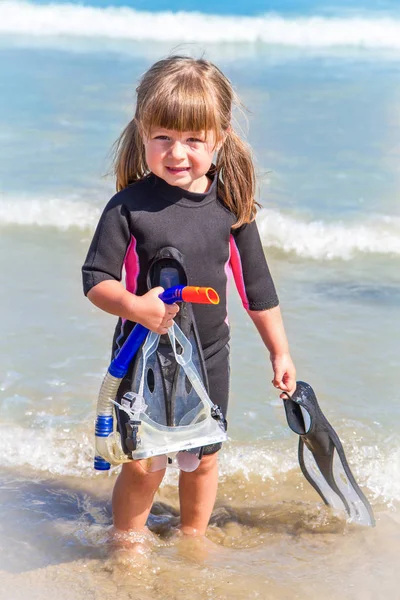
[230,220,296,395]
[87,280,178,335]
[247,306,296,396]
[82,195,178,335]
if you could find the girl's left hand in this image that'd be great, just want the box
[270,352,297,398]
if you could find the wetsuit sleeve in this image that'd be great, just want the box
[230,219,279,310]
[82,197,131,296]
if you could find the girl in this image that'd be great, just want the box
[82,56,296,542]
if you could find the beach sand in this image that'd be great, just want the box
[0,467,398,600]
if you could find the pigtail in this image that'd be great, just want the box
[216,128,259,228]
[113,118,148,191]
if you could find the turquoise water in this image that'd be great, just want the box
[13,0,400,15]
[0,1,400,597]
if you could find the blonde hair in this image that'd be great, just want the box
[113,56,258,227]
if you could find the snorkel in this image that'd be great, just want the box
[94,285,220,471]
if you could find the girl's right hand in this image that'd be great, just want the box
[133,286,179,335]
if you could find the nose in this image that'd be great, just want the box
[168,140,186,160]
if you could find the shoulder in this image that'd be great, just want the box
[104,176,152,212]
[215,194,237,228]
[231,217,260,235]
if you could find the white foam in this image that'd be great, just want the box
[2,195,399,260]
[257,209,400,259]
[2,2,400,50]
[0,422,297,480]
[1,421,398,507]
[0,424,94,477]
[0,195,100,230]
[219,441,297,480]
[352,439,400,508]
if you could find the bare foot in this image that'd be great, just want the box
[109,527,155,565]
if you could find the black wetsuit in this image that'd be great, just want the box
[82,173,279,421]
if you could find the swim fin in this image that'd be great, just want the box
[283,381,375,527]
[114,247,227,463]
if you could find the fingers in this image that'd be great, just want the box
[151,285,165,297]
[272,365,296,396]
[279,385,296,399]
[162,300,179,333]
[274,378,295,399]
[283,370,297,396]
[167,303,179,317]
[274,377,296,394]
[140,287,181,334]
[162,306,178,328]
[272,366,284,390]
[152,287,180,314]
[151,287,179,317]
[157,315,176,335]
[278,379,297,398]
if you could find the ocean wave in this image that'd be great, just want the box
[361,443,400,508]
[1,195,399,259]
[1,1,400,49]
[0,196,101,230]
[0,425,95,477]
[257,209,400,259]
[0,423,296,479]
[0,423,398,505]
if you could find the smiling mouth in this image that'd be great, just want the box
[166,167,190,173]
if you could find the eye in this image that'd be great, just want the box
[154,135,170,141]
[187,137,204,143]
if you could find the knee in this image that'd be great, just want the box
[119,459,165,489]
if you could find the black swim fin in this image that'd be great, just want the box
[115,246,226,457]
[283,381,375,527]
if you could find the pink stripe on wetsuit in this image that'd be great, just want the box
[124,235,140,294]
[229,234,250,310]
[115,235,140,353]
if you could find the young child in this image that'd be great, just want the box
[82,56,296,541]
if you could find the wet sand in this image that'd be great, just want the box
[1,468,398,600]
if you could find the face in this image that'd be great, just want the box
[142,127,220,193]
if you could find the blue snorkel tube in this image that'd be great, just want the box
[94,285,219,470]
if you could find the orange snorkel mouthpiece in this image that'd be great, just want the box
[181,286,220,305]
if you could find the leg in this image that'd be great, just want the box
[178,452,218,536]
[112,459,166,532]
[177,343,230,536]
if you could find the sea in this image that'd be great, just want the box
[0,0,399,598]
